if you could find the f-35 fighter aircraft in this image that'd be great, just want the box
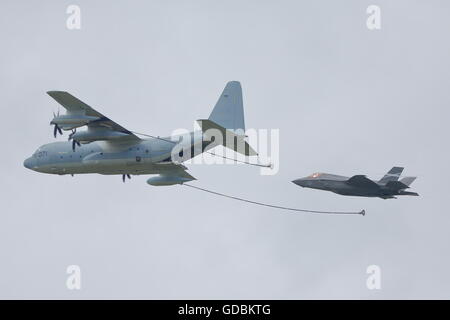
[293,167,419,199]
[24,81,256,185]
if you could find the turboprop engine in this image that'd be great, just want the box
[50,114,101,131]
[68,127,132,151]
[70,128,130,143]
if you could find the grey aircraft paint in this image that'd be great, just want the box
[24,81,250,185]
[293,167,419,199]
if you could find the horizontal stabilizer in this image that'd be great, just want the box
[197,119,257,156]
[400,176,416,187]
[402,191,419,196]
[386,180,409,191]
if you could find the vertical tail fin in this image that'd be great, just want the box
[199,81,256,156]
[208,81,245,132]
[378,167,404,184]
[400,176,416,187]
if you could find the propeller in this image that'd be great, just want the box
[71,139,81,152]
[53,124,63,138]
[122,174,131,183]
[51,110,63,138]
[67,129,80,151]
[68,129,76,141]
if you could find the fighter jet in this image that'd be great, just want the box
[292,167,419,199]
[23,81,257,185]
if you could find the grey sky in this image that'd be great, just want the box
[1,0,449,299]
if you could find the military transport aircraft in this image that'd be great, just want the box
[23,81,257,185]
[292,167,419,199]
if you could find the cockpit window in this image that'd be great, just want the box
[309,173,322,178]
[33,149,48,158]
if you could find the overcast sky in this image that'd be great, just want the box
[1,0,449,299]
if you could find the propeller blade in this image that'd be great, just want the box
[53,125,58,138]
[71,139,81,152]
[126,174,131,179]
[122,174,126,183]
[68,129,75,141]
[57,126,62,135]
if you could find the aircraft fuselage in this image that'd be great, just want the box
[293,178,416,199]
[23,132,204,176]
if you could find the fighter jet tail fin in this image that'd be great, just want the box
[386,177,416,190]
[378,167,404,184]
[208,81,245,132]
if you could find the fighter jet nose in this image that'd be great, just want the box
[23,157,34,170]
[292,178,306,187]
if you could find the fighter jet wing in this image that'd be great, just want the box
[47,91,140,142]
[347,175,380,190]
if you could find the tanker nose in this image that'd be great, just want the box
[23,157,35,170]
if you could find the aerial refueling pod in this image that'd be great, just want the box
[146,175,195,186]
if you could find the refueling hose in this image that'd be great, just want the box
[132,130,365,215]
[183,183,365,216]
